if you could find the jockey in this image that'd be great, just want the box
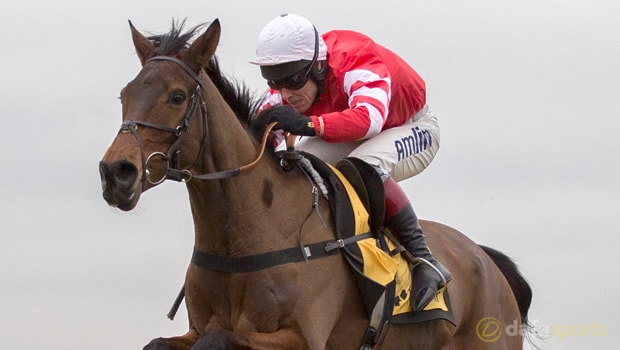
[251,13,451,312]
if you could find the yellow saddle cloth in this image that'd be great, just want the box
[328,165,449,316]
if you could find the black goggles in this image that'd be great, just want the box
[267,64,313,90]
[266,25,320,91]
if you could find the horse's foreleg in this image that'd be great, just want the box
[143,329,199,350]
[191,328,307,350]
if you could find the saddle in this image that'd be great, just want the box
[297,152,456,347]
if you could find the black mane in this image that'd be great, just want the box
[147,19,203,56]
[204,59,264,137]
[147,19,264,138]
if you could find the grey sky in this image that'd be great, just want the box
[1,0,618,349]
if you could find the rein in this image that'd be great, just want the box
[119,55,275,185]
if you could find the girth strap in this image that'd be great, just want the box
[325,232,374,252]
[191,239,341,273]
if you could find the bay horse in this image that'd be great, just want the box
[99,19,532,349]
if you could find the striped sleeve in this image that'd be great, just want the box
[313,64,392,142]
[257,90,286,149]
[258,90,283,112]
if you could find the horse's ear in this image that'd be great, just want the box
[187,19,221,67]
[129,20,155,65]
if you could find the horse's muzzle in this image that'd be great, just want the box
[99,160,141,211]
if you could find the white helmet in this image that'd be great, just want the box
[251,14,327,67]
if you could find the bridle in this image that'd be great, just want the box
[118,55,274,185]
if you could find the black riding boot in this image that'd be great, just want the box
[384,178,452,312]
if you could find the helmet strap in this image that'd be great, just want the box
[310,60,328,104]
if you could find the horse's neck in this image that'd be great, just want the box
[186,79,313,254]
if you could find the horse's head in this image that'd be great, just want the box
[99,19,220,210]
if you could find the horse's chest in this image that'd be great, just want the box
[188,267,300,331]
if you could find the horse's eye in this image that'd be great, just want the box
[170,91,186,105]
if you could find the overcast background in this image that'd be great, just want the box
[1,0,618,349]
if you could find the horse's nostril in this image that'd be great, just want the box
[99,160,139,208]
[99,161,109,190]
[100,160,138,189]
[115,161,137,183]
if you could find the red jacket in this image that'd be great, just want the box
[261,30,426,143]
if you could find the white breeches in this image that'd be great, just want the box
[295,105,440,182]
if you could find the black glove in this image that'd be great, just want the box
[260,105,316,136]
